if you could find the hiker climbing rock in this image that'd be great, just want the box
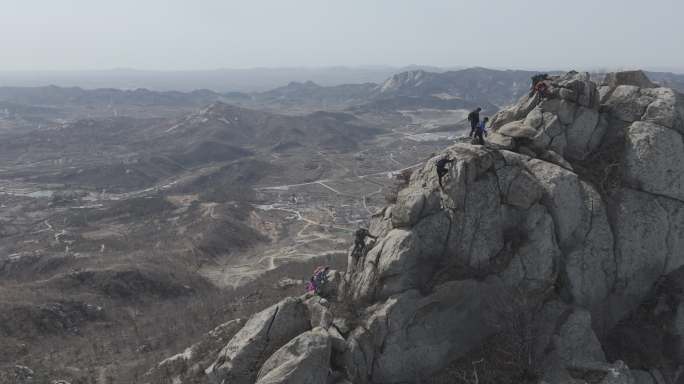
[529,73,549,96]
[435,156,454,187]
[352,228,377,259]
[306,277,316,294]
[534,80,549,100]
[306,266,330,295]
[473,117,489,146]
[467,107,482,137]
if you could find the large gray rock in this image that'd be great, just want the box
[541,309,608,384]
[500,204,559,292]
[602,70,657,89]
[498,119,536,139]
[255,328,332,384]
[490,92,542,130]
[305,296,334,329]
[487,131,515,149]
[525,159,615,310]
[345,278,503,384]
[623,121,684,201]
[152,71,684,384]
[542,98,578,125]
[443,171,504,271]
[351,210,453,301]
[206,297,310,384]
[391,188,440,228]
[564,184,616,311]
[525,159,586,245]
[630,370,655,384]
[608,189,684,326]
[555,309,607,365]
[369,206,393,241]
[495,161,544,209]
[349,145,506,302]
[641,87,680,130]
[556,71,599,108]
[603,85,652,123]
[565,106,603,160]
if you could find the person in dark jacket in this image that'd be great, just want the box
[473,117,489,145]
[436,156,454,187]
[352,228,377,259]
[467,107,482,137]
[529,73,549,96]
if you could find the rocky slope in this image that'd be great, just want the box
[147,70,684,384]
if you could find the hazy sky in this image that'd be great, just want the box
[0,0,682,71]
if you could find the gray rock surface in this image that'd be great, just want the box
[255,328,332,384]
[541,308,608,384]
[345,278,503,384]
[630,370,655,384]
[151,71,684,384]
[206,297,310,384]
[602,70,657,89]
[624,121,684,201]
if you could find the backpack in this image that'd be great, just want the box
[313,266,328,285]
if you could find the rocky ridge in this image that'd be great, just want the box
[147,70,684,384]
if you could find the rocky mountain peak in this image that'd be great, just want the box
[601,69,657,89]
[149,71,684,384]
[378,69,430,93]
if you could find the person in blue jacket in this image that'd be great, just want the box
[473,117,489,145]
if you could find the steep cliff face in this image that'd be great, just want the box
[149,71,684,384]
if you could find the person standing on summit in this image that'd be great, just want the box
[467,107,482,137]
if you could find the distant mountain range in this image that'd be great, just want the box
[0,66,450,93]
[1,68,682,117]
[0,85,223,107]
[1,66,682,94]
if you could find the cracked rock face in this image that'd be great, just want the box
[336,70,684,383]
[155,71,684,384]
[206,297,310,384]
[255,328,332,384]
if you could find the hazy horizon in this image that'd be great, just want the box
[2,64,684,73]
[2,65,683,93]
[1,0,682,72]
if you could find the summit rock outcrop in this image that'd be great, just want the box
[149,70,684,384]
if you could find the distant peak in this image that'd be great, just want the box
[601,70,656,89]
[285,80,320,88]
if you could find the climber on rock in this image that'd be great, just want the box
[473,117,489,146]
[467,107,482,137]
[352,228,377,259]
[534,80,549,100]
[436,155,454,187]
[529,73,549,96]
[306,266,330,295]
[306,276,316,294]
